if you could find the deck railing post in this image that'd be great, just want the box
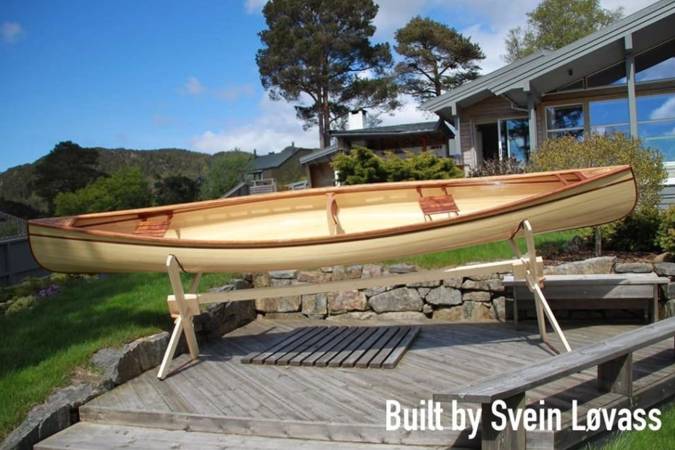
[481,393,526,450]
[597,353,633,401]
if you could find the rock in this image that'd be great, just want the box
[361,264,383,279]
[91,332,170,387]
[466,273,494,281]
[255,296,302,313]
[387,263,417,274]
[433,307,464,321]
[491,296,507,321]
[664,299,675,318]
[253,272,270,288]
[363,286,394,297]
[208,284,234,293]
[269,270,298,279]
[463,301,492,321]
[297,271,330,284]
[230,278,251,290]
[264,312,308,320]
[369,288,423,313]
[332,265,363,281]
[653,253,673,263]
[1,383,102,450]
[409,280,441,288]
[417,288,431,298]
[443,277,463,289]
[654,262,675,277]
[614,262,653,273]
[463,291,491,302]
[666,283,675,300]
[320,266,334,273]
[377,311,427,321]
[461,279,491,291]
[487,279,504,292]
[327,311,375,321]
[329,290,367,313]
[425,286,462,306]
[422,304,433,316]
[301,293,329,316]
[544,256,616,275]
[270,278,293,287]
[194,301,256,338]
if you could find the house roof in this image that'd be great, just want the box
[299,144,339,165]
[423,0,675,116]
[330,120,451,138]
[251,146,314,171]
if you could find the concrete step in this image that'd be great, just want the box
[35,422,448,450]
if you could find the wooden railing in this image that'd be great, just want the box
[249,178,277,195]
[434,317,675,449]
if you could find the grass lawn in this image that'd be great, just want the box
[0,272,231,440]
[393,230,580,268]
[588,402,675,449]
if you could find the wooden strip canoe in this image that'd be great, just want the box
[28,165,637,273]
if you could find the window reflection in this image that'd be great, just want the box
[590,98,629,137]
[638,93,675,161]
[546,105,584,139]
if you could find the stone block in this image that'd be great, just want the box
[368,288,423,313]
[425,286,462,306]
[329,290,367,313]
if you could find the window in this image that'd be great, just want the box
[546,105,584,139]
[636,39,675,83]
[637,93,675,161]
[500,119,530,162]
[589,98,630,137]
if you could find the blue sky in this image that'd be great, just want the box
[0,0,652,171]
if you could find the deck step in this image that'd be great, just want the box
[35,423,444,450]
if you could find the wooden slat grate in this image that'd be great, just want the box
[242,325,419,369]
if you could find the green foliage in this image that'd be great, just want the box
[394,16,484,102]
[0,272,232,439]
[657,206,675,253]
[154,175,200,205]
[332,147,463,185]
[54,167,152,215]
[605,208,662,252]
[33,141,104,212]
[505,0,622,62]
[5,296,37,316]
[469,157,524,177]
[256,0,399,147]
[528,134,666,211]
[200,151,252,199]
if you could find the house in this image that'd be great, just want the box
[300,111,455,187]
[422,0,675,181]
[246,145,314,194]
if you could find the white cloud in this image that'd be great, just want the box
[214,83,256,101]
[1,21,23,44]
[650,97,675,121]
[183,76,205,95]
[377,95,436,125]
[192,94,318,153]
[244,0,267,14]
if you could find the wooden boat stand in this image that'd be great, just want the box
[157,220,571,380]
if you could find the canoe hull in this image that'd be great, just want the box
[28,167,636,273]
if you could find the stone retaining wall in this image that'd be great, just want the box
[246,257,675,321]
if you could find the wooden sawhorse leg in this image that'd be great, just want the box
[157,255,202,380]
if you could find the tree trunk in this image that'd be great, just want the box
[594,226,602,257]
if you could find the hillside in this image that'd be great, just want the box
[0,147,227,215]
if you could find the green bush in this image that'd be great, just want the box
[528,134,666,211]
[657,206,675,253]
[605,208,662,252]
[469,157,524,177]
[54,167,151,215]
[332,147,463,185]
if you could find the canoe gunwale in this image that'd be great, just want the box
[28,166,636,250]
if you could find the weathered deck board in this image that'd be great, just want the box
[79,319,675,448]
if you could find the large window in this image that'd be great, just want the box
[589,98,630,136]
[636,40,675,83]
[500,118,530,162]
[546,105,584,139]
[637,93,675,161]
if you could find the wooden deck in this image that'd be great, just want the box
[49,319,675,448]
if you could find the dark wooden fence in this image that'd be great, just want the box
[0,237,48,286]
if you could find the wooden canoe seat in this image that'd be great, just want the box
[134,215,172,238]
[416,186,459,221]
